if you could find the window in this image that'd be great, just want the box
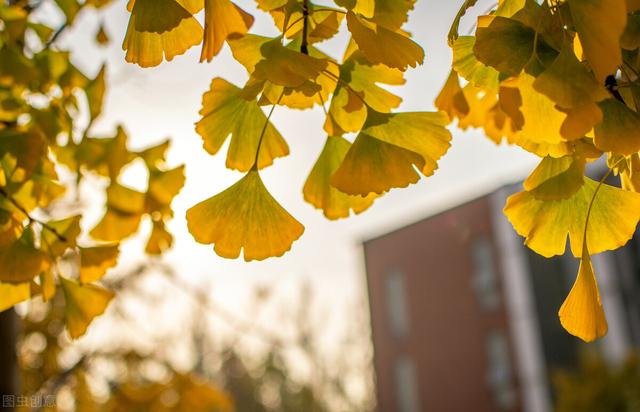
[385,269,410,338]
[486,330,516,410]
[395,355,421,412]
[472,237,500,310]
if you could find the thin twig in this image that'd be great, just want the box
[0,188,68,242]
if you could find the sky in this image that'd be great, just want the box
[35,0,539,366]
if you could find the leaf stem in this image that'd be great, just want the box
[251,91,285,171]
[582,159,624,247]
[320,69,367,107]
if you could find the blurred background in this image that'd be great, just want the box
[3,0,640,411]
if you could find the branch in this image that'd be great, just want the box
[0,188,68,242]
[300,0,310,55]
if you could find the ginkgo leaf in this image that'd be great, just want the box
[504,178,640,258]
[567,0,627,82]
[532,46,608,108]
[253,38,328,88]
[435,70,470,120]
[523,155,585,200]
[136,139,170,171]
[0,281,32,312]
[41,215,81,257]
[123,0,203,68]
[0,227,49,283]
[75,126,134,180]
[593,99,640,155]
[620,153,640,192]
[621,13,640,50]
[370,0,416,30]
[200,0,253,62]
[40,269,56,301]
[146,220,173,255]
[131,0,194,33]
[558,244,608,342]
[332,110,452,195]
[186,171,304,261]
[325,52,404,134]
[95,22,109,45]
[147,165,185,206]
[79,245,119,283]
[90,208,142,242]
[304,136,377,219]
[195,78,289,171]
[448,0,480,45]
[60,276,114,339]
[85,64,106,120]
[454,84,499,131]
[559,102,603,140]
[517,73,566,145]
[335,0,374,18]
[346,12,424,70]
[452,36,499,89]
[474,16,552,77]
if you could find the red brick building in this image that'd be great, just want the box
[363,184,640,412]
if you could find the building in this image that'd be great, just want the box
[363,183,640,412]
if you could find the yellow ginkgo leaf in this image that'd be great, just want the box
[559,244,608,342]
[85,64,106,121]
[75,126,134,180]
[79,245,119,283]
[40,270,56,301]
[304,136,377,219]
[0,281,31,312]
[523,155,585,200]
[186,171,304,261]
[559,102,603,141]
[346,12,424,70]
[325,52,404,134]
[452,36,499,89]
[60,276,114,339]
[332,110,452,196]
[435,70,470,121]
[532,46,608,109]
[457,84,498,130]
[90,208,142,242]
[504,178,640,258]
[148,165,185,206]
[200,0,253,62]
[0,227,49,284]
[621,153,640,192]
[95,22,109,45]
[369,0,416,30]
[146,220,173,255]
[195,78,288,171]
[122,0,203,68]
[594,99,640,156]
[131,0,194,33]
[41,215,81,257]
[567,0,627,82]
[335,0,374,18]
[253,38,328,88]
[517,73,567,145]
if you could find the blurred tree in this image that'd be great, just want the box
[553,352,640,412]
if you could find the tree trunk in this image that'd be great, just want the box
[0,309,19,411]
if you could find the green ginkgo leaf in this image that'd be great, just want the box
[504,178,640,258]
[195,77,289,171]
[332,110,451,195]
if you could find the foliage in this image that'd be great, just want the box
[438,0,640,342]
[553,352,640,412]
[0,0,184,340]
[2,0,640,342]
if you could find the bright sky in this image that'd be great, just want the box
[38,0,539,367]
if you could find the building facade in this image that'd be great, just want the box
[363,185,640,412]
